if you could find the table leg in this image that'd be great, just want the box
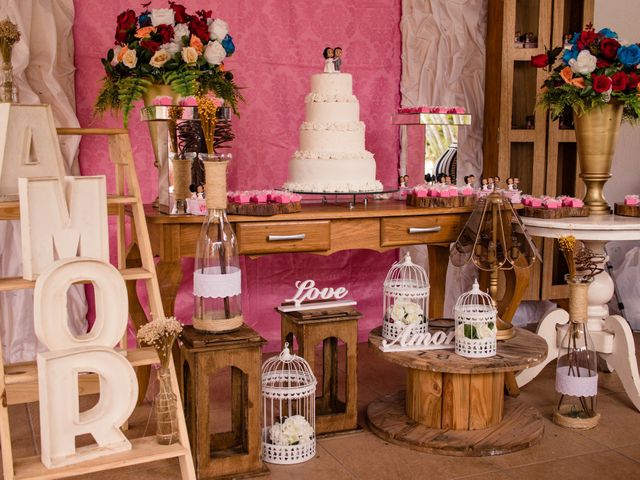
[427,244,449,318]
[157,259,183,317]
[601,315,640,411]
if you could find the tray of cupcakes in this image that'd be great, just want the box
[615,195,640,217]
[520,195,589,218]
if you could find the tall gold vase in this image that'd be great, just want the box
[142,84,181,208]
[574,103,623,215]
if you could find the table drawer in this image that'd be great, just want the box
[381,215,464,247]
[236,220,330,255]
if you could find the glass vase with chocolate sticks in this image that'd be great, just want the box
[553,236,604,429]
[192,94,243,332]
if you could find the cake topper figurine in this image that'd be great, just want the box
[464,174,476,187]
[323,47,335,73]
[334,47,343,71]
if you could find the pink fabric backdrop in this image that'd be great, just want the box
[73,0,402,349]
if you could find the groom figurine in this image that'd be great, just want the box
[334,47,343,71]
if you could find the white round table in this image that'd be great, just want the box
[517,215,640,413]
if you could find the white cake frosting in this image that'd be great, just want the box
[284,73,382,193]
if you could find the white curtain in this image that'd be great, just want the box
[400,0,487,317]
[0,0,86,362]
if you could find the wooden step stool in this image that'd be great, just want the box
[280,306,361,434]
[180,325,268,479]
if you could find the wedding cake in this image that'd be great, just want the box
[283,73,383,193]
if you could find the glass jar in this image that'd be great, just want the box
[554,274,599,428]
[192,153,243,332]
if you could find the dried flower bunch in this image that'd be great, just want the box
[558,235,604,282]
[137,316,183,369]
[196,94,222,154]
[0,18,20,63]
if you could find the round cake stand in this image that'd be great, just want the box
[287,189,398,209]
[367,326,547,457]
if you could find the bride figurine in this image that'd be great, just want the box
[323,47,336,73]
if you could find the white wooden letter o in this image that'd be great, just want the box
[34,257,128,350]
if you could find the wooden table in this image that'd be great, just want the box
[517,215,640,412]
[129,201,526,326]
[367,326,547,456]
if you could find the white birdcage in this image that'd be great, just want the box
[261,343,317,465]
[454,279,497,358]
[382,252,429,341]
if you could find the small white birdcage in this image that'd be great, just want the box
[261,343,317,464]
[454,279,497,358]
[382,252,429,341]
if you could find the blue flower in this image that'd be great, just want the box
[138,12,152,28]
[221,35,235,56]
[617,44,640,67]
[571,32,581,47]
[562,47,579,65]
[598,28,618,39]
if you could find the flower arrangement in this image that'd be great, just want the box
[531,24,640,121]
[95,2,242,126]
[386,301,424,326]
[557,235,605,283]
[455,320,496,341]
[269,415,314,446]
[136,315,183,369]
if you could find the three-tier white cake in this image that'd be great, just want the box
[283,73,383,193]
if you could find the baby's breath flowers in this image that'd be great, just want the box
[137,316,182,369]
[558,235,577,279]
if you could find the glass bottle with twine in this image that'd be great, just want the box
[192,94,243,332]
[554,236,601,429]
[0,18,20,103]
[137,316,183,444]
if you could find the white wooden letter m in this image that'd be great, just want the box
[18,176,109,280]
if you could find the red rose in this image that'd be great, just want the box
[530,53,549,68]
[578,29,598,50]
[196,9,212,20]
[155,24,174,44]
[611,71,629,91]
[628,72,640,89]
[600,38,620,60]
[188,17,210,42]
[592,74,612,93]
[140,39,162,53]
[596,58,611,68]
[115,9,136,44]
[169,2,189,23]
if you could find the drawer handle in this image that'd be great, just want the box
[268,234,306,242]
[408,226,441,234]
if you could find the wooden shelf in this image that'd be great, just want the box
[509,129,535,142]
[12,436,186,480]
[511,47,543,61]
[553,128,576,143]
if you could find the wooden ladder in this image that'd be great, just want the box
[0,128,196,479]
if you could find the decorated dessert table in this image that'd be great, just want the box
[367,326,547,456]
[516,215,640,412]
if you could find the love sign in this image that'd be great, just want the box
[380,322,455,352]
[278,279,356,312]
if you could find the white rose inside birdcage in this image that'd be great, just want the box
[261,344,317,465]
[454,279,497,358]
[382,252,429,341]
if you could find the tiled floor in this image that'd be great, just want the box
[5,332,640,479]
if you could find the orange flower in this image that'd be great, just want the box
[117,45,128,62]
[570,77,585,88]
[560,66,573,84]
[218,63,225,72]
[190,35,204,54]
[135,26,155,39]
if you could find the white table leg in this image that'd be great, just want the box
[516,308,568,387]
[600,315,640,411]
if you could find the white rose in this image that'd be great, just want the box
[404,312,420,325]
[455,323,466,339]
[150,8,175,27]
[477,324,495,339]
[122,48,137,69]
[204,41,227,65]
[161,42,180,55]
[149,49,170,68]
[389,303,405,322]
[181,46,199,64]
[173,23,189,43]
[403,302,423,316]
[209,18,229,41]
[569,50,597,75]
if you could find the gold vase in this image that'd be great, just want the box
[574,103,623,215]
[142,84,181,208]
